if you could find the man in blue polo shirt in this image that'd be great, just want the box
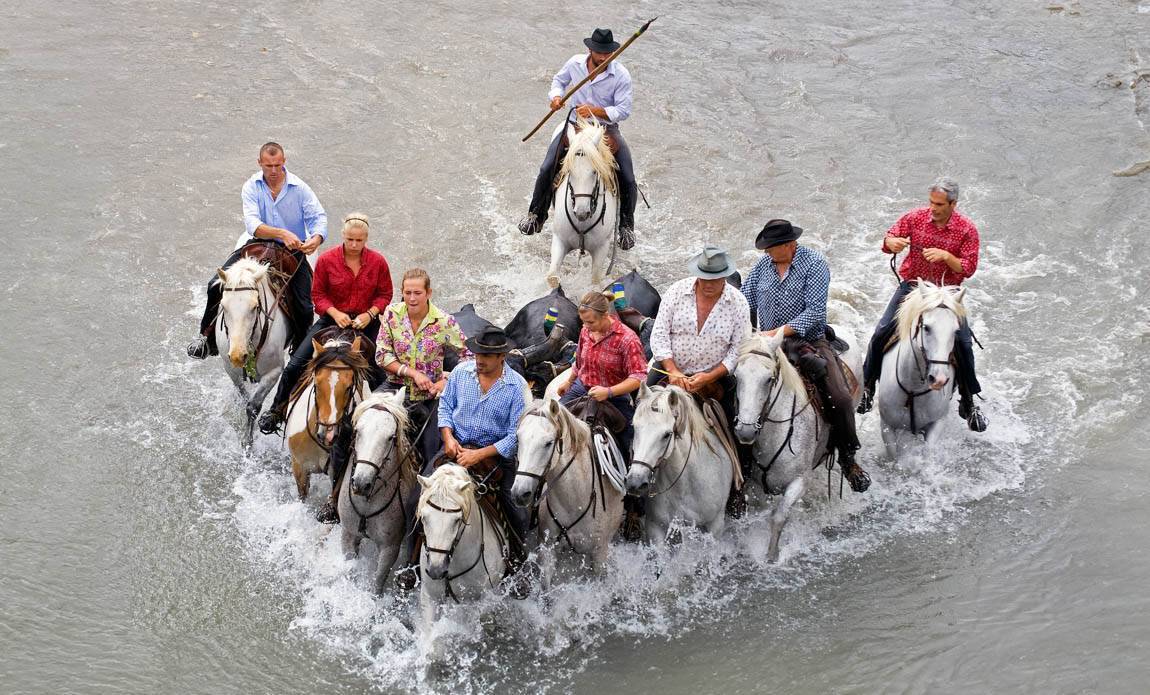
[187,142,327,359]
[741,219,870,493]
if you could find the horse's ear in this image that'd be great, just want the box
[350,335,363,353]
[767,331,787,357]
[638,382,653,401]
[452,478,472,495]
[417,474,431,489]
[666,388,678,408]
[216,267,228,283]
[954,287,967,305]
[547,397,561,417]
[252,264,269,281]
[393,386,406,404]
[566,123,577,145]
[313,338,325,356]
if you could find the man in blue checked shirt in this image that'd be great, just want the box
[188,142,327,359]
[741,220,870,493]
[518,28,639,250]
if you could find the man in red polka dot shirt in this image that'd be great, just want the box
[857,178,987,432]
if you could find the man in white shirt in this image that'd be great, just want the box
[518,28,638,249]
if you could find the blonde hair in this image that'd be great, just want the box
[342,212,370,234]
[402,267,432,291]
[578,290,613,314]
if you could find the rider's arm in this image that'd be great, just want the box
[648,295,675,365]
[375,308,397,368]
[883,212,913,254]
[605,67,632,124]
[955,223,980,280]
[490,384,527,460]
[311,255,335,317]
[548,55,578,100]
[299,182,328,242]
[786,260,830,341]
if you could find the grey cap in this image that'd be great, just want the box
[688,245,737,279]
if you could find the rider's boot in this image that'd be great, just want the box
[395,528,423,592]
[621,496,644,542]
[502,533,534,600]
[958,392,988,432]
[617,207,636,251]
[857,382,876,414]
[187,335,210,360]
[840,450,871,493]
[315,500,339,524]
[518,211,542,236]
[258,402,287,435]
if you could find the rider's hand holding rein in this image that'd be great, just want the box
[884,235,910,253]
[328,308,353,329]
[299,234,322,255]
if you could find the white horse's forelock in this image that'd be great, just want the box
[417,464,475,523]
[644,386,715,452]
[351,391,412,477]
[222,257,268,287]
[737,335,809,407]
[519,399,591,453]
[557,117,618,195]
[895,281,967,343]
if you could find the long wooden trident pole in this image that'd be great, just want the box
[521,17,657,142]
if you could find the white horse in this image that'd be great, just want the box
[416,464,507,624]
[338,390,418,593]
[627,384,734,542]
[511,398,623,576]
[546,118,619,290]
[214,257,290,445]
[733,329,862,562]
[877,282,967,458]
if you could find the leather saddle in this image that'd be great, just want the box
[562,396,627,435]
[238,241,300,318]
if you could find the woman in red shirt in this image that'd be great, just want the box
[259,212,393,433]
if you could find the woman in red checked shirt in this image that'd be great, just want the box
[858,178,987,431]
[259,212,393,433]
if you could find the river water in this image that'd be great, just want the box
[2,0,1149,693]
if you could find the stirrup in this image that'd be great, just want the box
[518,212,541,236]
[258,409,284,435]
[962,402,988,432]
[842,461,871,493]
[187,336,210,360]
[617,225,636,250]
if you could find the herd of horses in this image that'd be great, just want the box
[211,237,973,620]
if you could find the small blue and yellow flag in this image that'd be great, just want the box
[543,305,559,335]
[612,282,626,311]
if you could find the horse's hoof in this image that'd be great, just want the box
[546,275,560,289]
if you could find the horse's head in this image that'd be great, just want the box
[416,464,475,580]
[560,119,616,222]
[217,259,270,368]
[349,389,408,497]
[311,336,367,447]
[512,399,573,507]
[627,384,687,495]
[733,332,789,444]
[897,283,967,390]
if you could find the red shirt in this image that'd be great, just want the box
[884,207,980,285]
[574,317,649,388]
[312,246,393,316]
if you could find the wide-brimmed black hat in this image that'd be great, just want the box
[465,326,512,354]
[584,28,620,53]
[755,219,804,249]
[689,245,738,279]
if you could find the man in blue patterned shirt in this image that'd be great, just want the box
[518,27,638,249]
[741,220,870,493]
[434,326,533,587]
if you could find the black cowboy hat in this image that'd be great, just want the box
[465,326,513,355]
[584,28,620,53]
[755,218,804,249]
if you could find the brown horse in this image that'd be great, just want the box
[284,334,372,503]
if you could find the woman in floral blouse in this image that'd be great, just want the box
[375,268,469,465]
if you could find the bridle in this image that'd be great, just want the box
[894,310,957,435]
[292,362,363,453]
[731,349,819,490]
[563,151,609,247]
[630,397,697,497]
[218,282,276,382]
[421,495,501,603]
[344,405,413,536]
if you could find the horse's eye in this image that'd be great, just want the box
[663,432,671,440]
[923,325,932,333]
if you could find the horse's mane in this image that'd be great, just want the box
[648,386,716,453]
[289,338,373,404]
[352,392,414,479]
[556,117,619,196]
[417,463,476,523]
[221,257,269,287]
[895,281,967,343]
[737,335,809,408]
[519,399,591,453]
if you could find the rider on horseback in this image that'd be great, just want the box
[375,268,471,466]
[556,290,649,537]
[740,220,870,493]
[258,213,392,438]
[398,327,532,595]
[518,27,638,250]
[187,142,326,360]
[647,246,753,522]
[856,177,988,432]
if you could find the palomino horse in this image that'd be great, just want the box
[285,335,371,505]
[338,389,417,593]
[511,398,623,576]
[214,257,290,445]
[416,464,507,624]
[733,329,862,562]
[546,117,620,290]
[627,384,735,542]
[877,282,967,458]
